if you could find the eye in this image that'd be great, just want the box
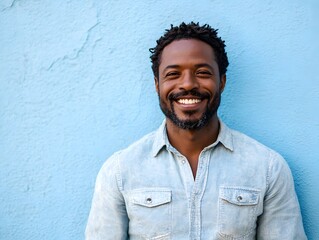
[196,70,213,78]
[196,70,212,76]
[165,71,180,78]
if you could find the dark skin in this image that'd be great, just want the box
[155,39,226,178]
[165,116,220,178]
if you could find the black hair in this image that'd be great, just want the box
[149,22,229,79]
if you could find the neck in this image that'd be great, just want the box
[166,116,220,158]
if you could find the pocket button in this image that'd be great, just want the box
[146,197,152,204]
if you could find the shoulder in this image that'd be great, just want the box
[116,129,159,162]
[224,125,293,187]
[224,125,288,170]
[101,129,159,169]
[230,127,269,151]
[95,130,159,187]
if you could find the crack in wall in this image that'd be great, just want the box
[44,21,101,71]
[0,0,20,12]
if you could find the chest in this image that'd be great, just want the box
[121,151,267,239]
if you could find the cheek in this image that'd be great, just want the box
[202,82,218,93]
[159,82,175,97]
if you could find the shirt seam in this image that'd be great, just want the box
[115,152,124,192]
[265,150,274,193]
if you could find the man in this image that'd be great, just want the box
[86,22,306,239]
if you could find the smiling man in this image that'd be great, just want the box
[86,22,306,239]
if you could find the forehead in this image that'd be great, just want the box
[159,39,216,68]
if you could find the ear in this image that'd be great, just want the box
[219,74,226,93]
[154,77,159,94]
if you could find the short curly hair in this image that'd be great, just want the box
[149,22,229,79]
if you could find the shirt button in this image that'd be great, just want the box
[237,195,243,201]
[182,160,186,164]
[146,197,152,204]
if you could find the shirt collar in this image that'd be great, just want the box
[216,119,234,152]
[152,118,234,157]
[152,119,167,157]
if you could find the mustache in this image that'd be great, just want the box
[168,89,210,101]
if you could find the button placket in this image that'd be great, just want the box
[178,155,187,165]
[190,151,210,240]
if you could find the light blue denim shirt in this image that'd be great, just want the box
[86,120,306,240]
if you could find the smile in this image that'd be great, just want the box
[177,99,202,104]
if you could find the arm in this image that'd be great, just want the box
[85,153,128,240]
[257,152,307,239]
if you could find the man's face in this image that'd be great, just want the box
[155,39,226,130]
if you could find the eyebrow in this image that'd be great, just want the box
[194,63,214,70]
[163,65,180,72]
[163,63,214,72]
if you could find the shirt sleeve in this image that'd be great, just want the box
[257,152,307,239]
[85,153,128,240]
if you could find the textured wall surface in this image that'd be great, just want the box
[1,0,318,239]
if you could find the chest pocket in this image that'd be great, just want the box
[218,187,260,239]
[127,188,172,239]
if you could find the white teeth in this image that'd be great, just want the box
[177,99,201,104]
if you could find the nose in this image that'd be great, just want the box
[179,71,199,91]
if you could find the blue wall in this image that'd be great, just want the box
[1,0,318,239]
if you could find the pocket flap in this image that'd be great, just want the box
[220,187,259,206]
[130,189,172,208]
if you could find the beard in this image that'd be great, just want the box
[159,89,221,130]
